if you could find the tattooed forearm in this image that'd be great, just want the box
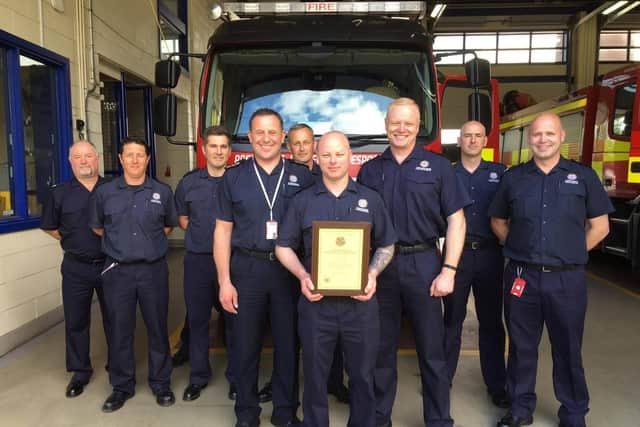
[369,244,395,275]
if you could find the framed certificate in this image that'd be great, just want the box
[311,221,371,296]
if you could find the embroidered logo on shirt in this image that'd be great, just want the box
[150,192,162,204]
[488,171,500,183]
[287,174,300,186]
[415,160,432,172]
[355,198,369,213]
[564,173,579,184]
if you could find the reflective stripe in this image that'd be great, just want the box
[481,147,494,162]
[628,156,640,183]
[500,98,587,130]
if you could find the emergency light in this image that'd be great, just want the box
[212,2,426,19]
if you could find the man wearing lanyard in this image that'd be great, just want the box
[174,126,235,402]
[215,109,313,427]
[358,97,469,427]
[276,131,396,427]
[443,121,508,407]
[89,137,178,412]
[489,113,612,427]
[40,140,111,398]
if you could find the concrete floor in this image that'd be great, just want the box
[0,249,639,426]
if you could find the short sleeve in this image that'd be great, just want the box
[371,193,396,248]
[217,174,234,222]
[276,193,303,250]
[164,187,179,227]
[174,178,189,216]
[40,188,60,230]
[488,172,511,219]
[87,188,104,229]
[440,160,472,217]
[583,168,614,218]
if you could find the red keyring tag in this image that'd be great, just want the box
[511,277,526,297]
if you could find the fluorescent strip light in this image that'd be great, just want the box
[616,0,640,15]
[430,3,446,19]
[602,1,628,15]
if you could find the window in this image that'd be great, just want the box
[0,29,72,233]
[599,30,640,62]
[560,112,585,160]
[611,83,636,138]
[501,128,522,167]
[434,31,567,65]
[159,0,188,70]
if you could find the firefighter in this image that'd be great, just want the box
[276,131,396,427]
[214,109,314,427]
[443,121,508,407]
[358,97,469,427]
[174,126,235,402]
[287,123,350,404]
[89,137,178,412]
[40,140,111,398]
[489,112,613,427]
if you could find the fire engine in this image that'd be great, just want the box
[499,64,640,273]
[152,1,496,177]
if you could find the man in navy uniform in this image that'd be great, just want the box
[41,140,111,398]
[358,97,469,427]
[287,123,349,404]
[443,120,508,407]
[89,137,178,412]
[174,126,234,402]
[489,112,613,427]
[214,109,314,427]
[276,131,396,427]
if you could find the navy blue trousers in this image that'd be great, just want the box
[61,254,111,383]
[375,250,453,427]
[230,251,299,424]
[504,261,589,427]
[101,258,172,394]
[299,297,379,427]
[183,251,235,385]
[443,246,506,393]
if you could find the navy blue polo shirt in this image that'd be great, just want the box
[488,157,614,266]
[40,177,107,259]
[357,145,471,244]
[454,160,506,240]
[277,179,397,272]
[88,176,178,263]
[310,162,321,177]
[217,158,314,251]
[175,168,222,254]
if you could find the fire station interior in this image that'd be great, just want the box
[1,1,639,426]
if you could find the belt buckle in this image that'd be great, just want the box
[541,265,552,273]
[471,241,481,250]
[268,252,276,262]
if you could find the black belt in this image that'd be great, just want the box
[66,252,105,264]
[237,247,277,262]
[517,262,578,273]
[395,240,438,255]
[464,236,499,250]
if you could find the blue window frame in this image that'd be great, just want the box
[159,0,188,71]
[0,29,72,233]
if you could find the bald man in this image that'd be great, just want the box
[444,121,508,408]
[41,140,111,398]
[276,131,396,427]
[489,113,613,427]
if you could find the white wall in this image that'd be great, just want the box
[0,0,216,354]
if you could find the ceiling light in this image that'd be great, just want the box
[602,1,628,15]
[430,3,446,19]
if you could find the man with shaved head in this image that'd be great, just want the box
[490,112,613,427]
[443,120,508,408]
[276,131,396,427]
[41,140,111,399]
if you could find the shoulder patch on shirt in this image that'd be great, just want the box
[150,192,163,204]
[355,198,370,213]
[564,173,579,184]
[488,171,500,183]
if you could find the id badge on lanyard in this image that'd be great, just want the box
[254,160,285,240]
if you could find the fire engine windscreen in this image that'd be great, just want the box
[201,48,437,142]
